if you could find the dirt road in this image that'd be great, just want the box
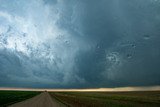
[9,92,66,107]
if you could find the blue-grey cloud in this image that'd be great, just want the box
[0,0,160,88]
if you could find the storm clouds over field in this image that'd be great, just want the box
[0,0,160,88]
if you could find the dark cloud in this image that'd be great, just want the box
[0,0,160,88]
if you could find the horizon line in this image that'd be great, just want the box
[0,86,160,92]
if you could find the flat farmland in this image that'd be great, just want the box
[50,91,160,107]
[0,91,40,107]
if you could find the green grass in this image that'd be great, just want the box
[0,90,40,107]
[50,91,160,107]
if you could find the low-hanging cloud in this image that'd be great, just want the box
[0,0,160,88]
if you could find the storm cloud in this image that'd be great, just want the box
[0,0,160,88]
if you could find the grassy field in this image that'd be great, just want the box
[50,91,160,107]
[0,90,40,107]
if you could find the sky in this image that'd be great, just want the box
[0,0,160,88]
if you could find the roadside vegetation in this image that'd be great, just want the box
[0,90,40,107]
[50,91,160,107]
